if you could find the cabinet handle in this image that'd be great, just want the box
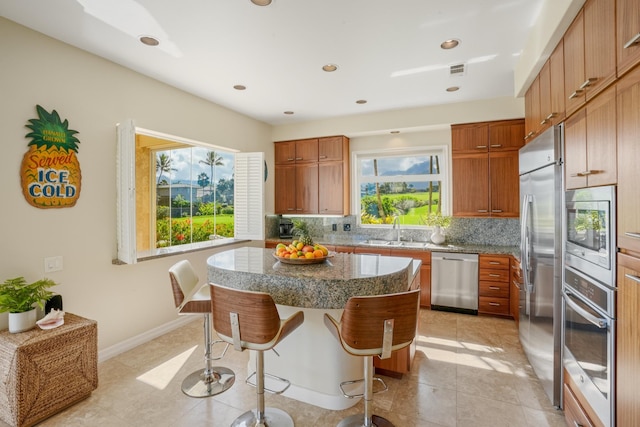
[489,261,501,265]
[570,170,596,177]
[540,119,549,125]
[568,90,584,99]
[623,33,640,49]
[545,113,557,121]
[476,145,487,149]
[319,155,327,159]
[491,209,503,213]
[477,209,488,213]
[625,274,640,284]
[489,286,501,290]
[490,144,502,148]
[513,280,521,289]
[625,232,640,239]
[574,421,584,427]
[489,302,501,306]
[524,131,536,140]
[296,208,303,211]
[295,157,303,161]
[287,158,294,161]
[579,78,597,90]
[287,208,295,211]
[489,274,501,278]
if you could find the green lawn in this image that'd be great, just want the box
[363,191,440,225]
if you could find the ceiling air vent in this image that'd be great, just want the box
[449,63,466,77]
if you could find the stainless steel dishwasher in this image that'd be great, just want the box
[431,252,479,314]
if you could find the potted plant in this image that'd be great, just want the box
[422,212,452,244]
[0,277,58,333]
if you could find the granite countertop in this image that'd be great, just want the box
[207,247,414,309]
[266,237,520,258]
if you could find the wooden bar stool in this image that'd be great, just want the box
[169,260,235,397]
[210,283,304,427]
[324,289,420,427]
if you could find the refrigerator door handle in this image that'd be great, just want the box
[520,194,533,293]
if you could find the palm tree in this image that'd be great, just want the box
[156,153,177,184]
[199,151,224,236]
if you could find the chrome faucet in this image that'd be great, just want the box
[392,216,401,242]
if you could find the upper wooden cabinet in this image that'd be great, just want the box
[564,0,616,117]
[524,75,541,141]
[274,138,318,164]
[451,119,524,217]
[274,136,350,215]
[616,0,640,77]
[564,84,617,190]
[539,40,566,131]
[617,65,640,254]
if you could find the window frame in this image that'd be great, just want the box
[351,145,450,228]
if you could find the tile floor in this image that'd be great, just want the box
[8,309,567,427]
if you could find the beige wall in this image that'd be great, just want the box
[0,18,271,349]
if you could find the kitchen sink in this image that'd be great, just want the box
[360,240,427,248]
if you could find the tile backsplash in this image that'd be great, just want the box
[266,215,520,247]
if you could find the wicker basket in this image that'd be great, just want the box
[0,313,98,427]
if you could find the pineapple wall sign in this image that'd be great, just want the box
[20,105,82,208]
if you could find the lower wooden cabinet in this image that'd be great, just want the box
[478,254,511,316]
[564,369,602,427]
[390,248,431,308]
[510,257,522,326]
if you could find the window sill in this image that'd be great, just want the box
[112,238,249,264]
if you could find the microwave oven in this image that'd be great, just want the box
[565,185,616,287]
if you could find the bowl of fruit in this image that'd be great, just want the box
[273,241,332,265]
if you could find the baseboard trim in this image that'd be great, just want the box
[98,316,197,362]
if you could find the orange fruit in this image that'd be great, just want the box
[313,249,324,258]
[290,253,298,259]
[305,252,314,259]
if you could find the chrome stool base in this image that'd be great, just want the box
[181,366,235,397]
[337,414,394,427]
[231,407,294,427]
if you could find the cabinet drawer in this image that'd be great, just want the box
[479,281,510,298]
[479,255,510,270]
[479,297,510,315]
[563,383,595,427]
[479,269,509,282]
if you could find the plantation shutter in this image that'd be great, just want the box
[234,152,265,240]
[116,119,137,264]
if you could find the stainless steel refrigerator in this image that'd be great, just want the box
[519,124,563,408]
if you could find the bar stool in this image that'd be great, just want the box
[324,289,420,427]
[168,260,235,397]
[210,283,304,427]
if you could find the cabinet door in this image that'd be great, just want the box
[318,162,344,215]
[617,0,640,76]
[585,84,616,187]
[274,165,296,214]
[617,254,640,427]
[538,62,552,133]
[565,108,588,190]
[275,141,296,165]
[583,0,616,101]
[549,40,566,124]
[617,66,640,253]
[489,151,520,217]
[488,119,525,151]
[524,78,540,142]
[564,10,587,116]
[451,123,489,153]
[452,153,489,216]
[294,139,319,163]
[295,163,318,214]
[318,136,345,162]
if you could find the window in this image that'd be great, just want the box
[354,146,449,226]
[116,120,264,264]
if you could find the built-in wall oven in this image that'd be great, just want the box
[563,185,616,427]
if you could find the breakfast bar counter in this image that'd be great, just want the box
[207,247,415,410]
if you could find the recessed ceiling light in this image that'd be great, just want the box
[251,0,272,6]
[355,100,367,104]
[139,36,159,46]
[390,131,400,134]
[440,39,460,49]
[283,111,294,115]
[446,86,460,92]
[322,64,338,72]
[233,85,246,90]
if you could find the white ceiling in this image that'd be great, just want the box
[1,0,544,126]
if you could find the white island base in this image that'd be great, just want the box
[246,305,362,410]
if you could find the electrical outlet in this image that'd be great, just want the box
[332,224,337,231]
[44,256,63,273]
[343,224,351,231]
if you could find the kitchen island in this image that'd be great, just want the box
[207,246,416,409]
